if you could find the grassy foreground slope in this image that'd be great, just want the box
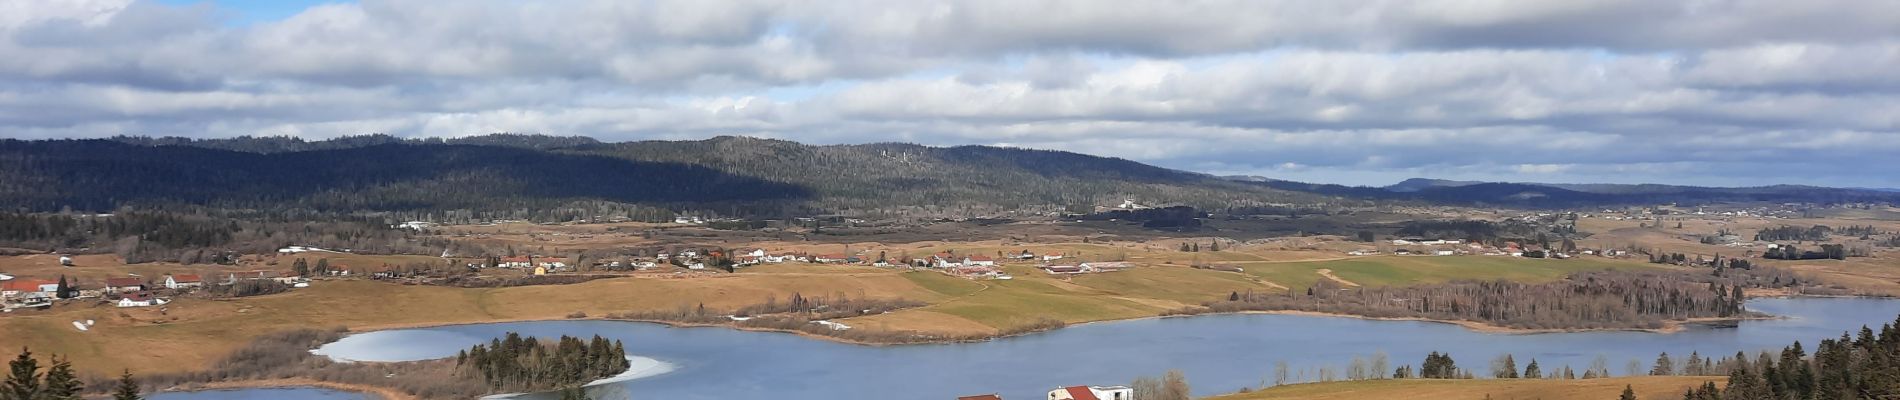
[1212,377,1723,400]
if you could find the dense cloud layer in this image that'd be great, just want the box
[3,0,1897,187]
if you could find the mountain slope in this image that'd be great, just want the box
[583,136,1320,214]
[1,136,1321,218]
[0,139,807,214]
[1384,178,1484,192]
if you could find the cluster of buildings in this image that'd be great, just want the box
[1,270,307,311]
[1354,237,1634,260]
[1038,262,1134,275]
[957,385,1133,400]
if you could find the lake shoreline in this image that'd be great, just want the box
[328,295,1838,353]
[161,378,411,400]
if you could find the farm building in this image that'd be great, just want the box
[1048,385,1132,400]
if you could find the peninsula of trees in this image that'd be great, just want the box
[1198,270,1789,330]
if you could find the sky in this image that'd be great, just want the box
[2,1,1898,188]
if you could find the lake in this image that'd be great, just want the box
[159,297,1900,399]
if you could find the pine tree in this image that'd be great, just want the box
[4,347,41,400]
[1523,358,1541,379]
[54,275,71,299]
[40,355,82,400]
[1620,384,1637,400]
[1651,352,1675,375]
[111,369,142,400]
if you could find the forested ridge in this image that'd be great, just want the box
[8,135,1891,222]
[0,135,1322,220]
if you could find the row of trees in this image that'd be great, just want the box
[0,210,446,264]
[1205,270,1785,330]
[5,348,142,400]
[1755,225,1834,242]
[1128,370,1192,400]
[1678,313,1900,399]
[1764,244,1852,261]
[455,333,629,394]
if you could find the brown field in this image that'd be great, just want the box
[1576,214,1900,295]
[0,272,948,375]
[1212,376,1725,400]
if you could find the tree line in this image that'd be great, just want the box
[1674,313,1900,399]
[4,348,144,400]
[1199,270,1795,330]
[455,333,629,394]
[1755,225,1834,242]
[0,210,447,264]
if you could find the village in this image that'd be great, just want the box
[1,253,309,313]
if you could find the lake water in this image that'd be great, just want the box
[161,297,1900,400]
[147,387,375,400]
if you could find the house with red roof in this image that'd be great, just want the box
[116,291,165,308]
[164,274,203,289]
[962,255,996,267]
[1,278,58,299]
[1048,385,1132,400]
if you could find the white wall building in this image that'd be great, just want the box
[1048,385,1133,400]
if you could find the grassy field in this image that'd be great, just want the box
[1236,255,1664,290]
[1211,376,1724,400]
[0,272,946,375]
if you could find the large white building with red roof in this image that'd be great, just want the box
[1047,385,1132,400]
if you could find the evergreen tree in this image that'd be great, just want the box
[1620,384,1637,400]
[4,348,41,400]
[111,369,142,400]
[54,276,71,299]
[40,355,82,400]
[291,258,309,277]
[1651,352,1675,375]
[1523,358,1541,379]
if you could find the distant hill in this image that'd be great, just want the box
[1,135,1322,219]
[1245,177,1899,208]
[1384,178,1484,192]
[4,135,1891,221]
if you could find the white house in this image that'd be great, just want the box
[163,274,203,289]
[1041,254,1065,261]
[1049,385,1133,400]
[1079,262,1134,273]
[962,255,997,267]
[1434,250,1456,256]
[116,292,166,308]
[104,277,145,293]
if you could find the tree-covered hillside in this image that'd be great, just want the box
[0,136,1322,220]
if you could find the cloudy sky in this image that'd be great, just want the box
[4,0,1898,188]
